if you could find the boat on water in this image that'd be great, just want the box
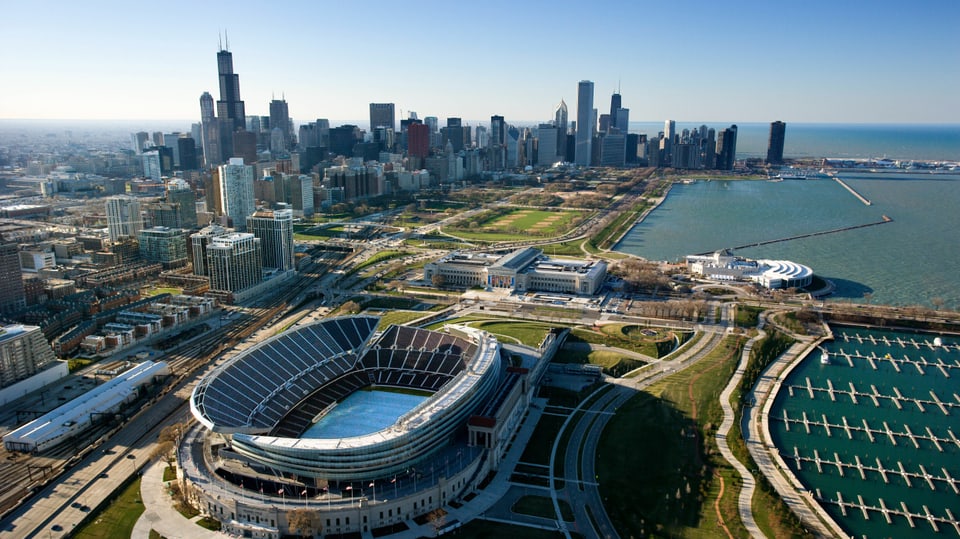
[820,348,830,365]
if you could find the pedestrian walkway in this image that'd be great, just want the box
[132,459,222,539]
[714,314,765,538]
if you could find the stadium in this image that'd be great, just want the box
[181,315,534,538]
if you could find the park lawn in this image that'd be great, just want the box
[569,327,660,358]
[146,287,181,296]
[465,319,556,347]
[375,310,427,329]
[597,335,749,539]
[735,305,765,328]
[520,413,567,466]
[445,208,587,241]
[73,477,144,539]
[552,349,645,378]
[541,240,588,257]
[512,495,575,522]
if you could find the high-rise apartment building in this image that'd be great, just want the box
[191,225,230,276]
[216,47,246,163]
[218,158,255,231]
[575,81,594,166]
[207,233,263,294]
[166,179,198,229]
[131,131,150,154]
[178,137,199,170]
[105,195,143,241]
[0,324,57,389]
[0,244,26,314]
[716,125,738,170]
[766,121,786,165]
[138,226,189,269]
[369,103,396,132]
[246,208,294,271]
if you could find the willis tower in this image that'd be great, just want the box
[216,38,246,163]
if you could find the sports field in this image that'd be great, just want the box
[302,390,427,439]
[445,208,588,241]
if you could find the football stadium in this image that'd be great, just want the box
[181,315,537,538]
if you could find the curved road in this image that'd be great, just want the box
[550,311,735,539]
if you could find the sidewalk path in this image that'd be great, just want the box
[132,460,223,539]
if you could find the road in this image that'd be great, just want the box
[549,303,735,539]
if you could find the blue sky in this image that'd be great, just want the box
[1,0,958,125]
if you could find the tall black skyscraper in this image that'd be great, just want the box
[716,125,738,170]
[609,92,621,123]
[766,121,786,165]
[216,44,246,163]
[269,97,291,150]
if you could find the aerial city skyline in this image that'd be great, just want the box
[1,1,958,124]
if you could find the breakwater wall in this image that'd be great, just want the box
[698,217,893,255]
[834,177,872,206]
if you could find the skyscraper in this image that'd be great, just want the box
[716,125,738,170]
[105,195,143,241]
[246,208,294,271]
[555,100,568,162]
[609,92,622,123]
[443,118,464,152]
[216,46,246,163]
[269,98,292,151]
[407,123,430,159]
[200,92,220,167]
[0,244,26,314]
[207,233,263,294]
[369,103,396,132]
[662,119,676,164]
[218,158,256,231]
[0,324,56,387]
[178,137,199,170]
[766,121,786,165]
[575,81,594,166]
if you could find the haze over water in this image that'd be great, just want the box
[616,173,960,309]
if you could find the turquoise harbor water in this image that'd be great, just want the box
[615,173,960,308]
[768,327,960,539]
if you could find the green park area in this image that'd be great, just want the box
[596,334,749,539]
[444,207,588,242]
[73,477,144,539]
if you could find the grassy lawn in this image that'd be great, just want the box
[568,327,659,357]
[463,319,557,347]
[597,335,748,538]
[162,465,176,482]
[374,310,428,329]
[73,477,144,539]
[541,239,589,257]
[735,305,765,328]
[512,495,575,522]
[445,208,588,241]
[353,250,409,273]
[520,413,567,466]
[552,348,645,378]
[145,286,181,296]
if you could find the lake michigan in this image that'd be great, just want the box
[615,124,960,309]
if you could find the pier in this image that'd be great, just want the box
[833,176,872,205]
[696,216,891,254]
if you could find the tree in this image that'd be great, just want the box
[287,508,320,538]
[152,440,176,470]
[431,273,446,288]
[341,300,361,314]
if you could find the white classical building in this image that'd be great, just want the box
[685,249,813,289]
[424,247,607,295]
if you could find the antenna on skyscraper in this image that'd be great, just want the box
[225,30,230,51]
[218,31,222,51]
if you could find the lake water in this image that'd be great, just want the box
[615,173,960,309]
[768,326,959,539]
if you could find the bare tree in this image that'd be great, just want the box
[287,508,320,538]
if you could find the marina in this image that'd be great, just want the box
[769,326,960,539]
